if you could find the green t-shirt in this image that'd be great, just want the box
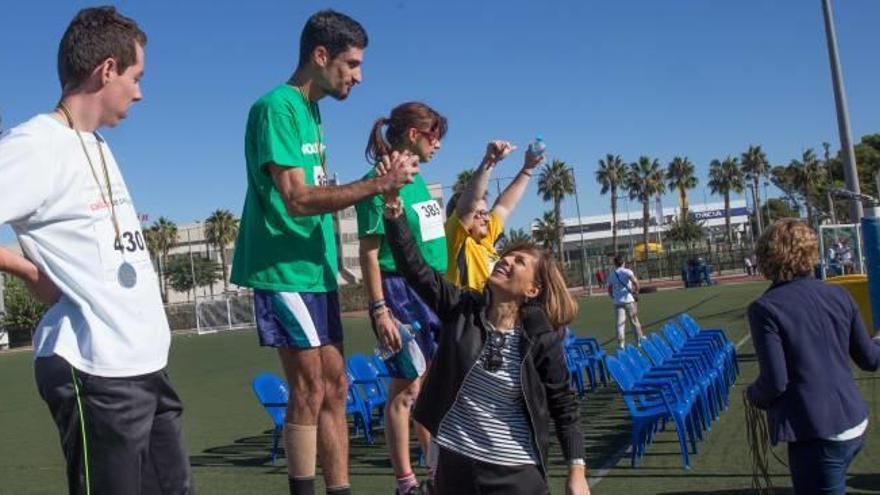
[231,84,338,292]
[355,170,448,273]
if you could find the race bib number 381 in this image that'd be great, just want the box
[411,200,444,242]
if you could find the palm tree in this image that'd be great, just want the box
[452,168,476,194]
[537,159,575,260]
[596,154,627,254]
[707,156,745,247]
[665,216,705,252]
[152,217,178,302]
[665,156,698,223]
[532,211,562,253]
[204,209,239,292]
[789,148,826,228]
[625,156,666,253]
[740,145,769,235]
[496,228,533,254]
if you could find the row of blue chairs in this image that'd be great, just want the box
[251,353,394,463]
[605,313,739,469]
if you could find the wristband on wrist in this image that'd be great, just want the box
[568,458,586,466]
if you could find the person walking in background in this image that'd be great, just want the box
[746,218,880,495]
[608,255,645,349]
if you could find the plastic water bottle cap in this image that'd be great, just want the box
[535,135,544,142]
[411,321,422,332]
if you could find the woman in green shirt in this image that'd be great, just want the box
[355,102,448,494]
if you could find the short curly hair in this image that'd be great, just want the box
[755,218,818,281]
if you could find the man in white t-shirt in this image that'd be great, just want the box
[0,8,191,493]
[607,255,645,349]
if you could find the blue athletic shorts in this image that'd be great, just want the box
[254,290,343,349]
[380,273,441,379]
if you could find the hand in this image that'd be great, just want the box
[374,310,402,353]
[522,143,545,171]
[378,150,419,195]
[25,269,61,305]
[566,468,590,495]
[482,140,515,167]
[375,153,393,177]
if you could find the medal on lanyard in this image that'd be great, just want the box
[57,104,138,289]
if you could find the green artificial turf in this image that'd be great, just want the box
[1,280,878,494]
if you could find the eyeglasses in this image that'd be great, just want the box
[416,129,440,143]
[484,332,507,372]
[473,209,490,219]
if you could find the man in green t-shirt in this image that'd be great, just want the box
[230,11,418,495]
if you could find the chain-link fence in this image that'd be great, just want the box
[561,244,758,288]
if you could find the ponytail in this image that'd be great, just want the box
[365,117,391,165]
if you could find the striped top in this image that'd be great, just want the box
[435,327,539,466]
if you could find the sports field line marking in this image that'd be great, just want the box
[736,333,751,350]
[590,332,753,488]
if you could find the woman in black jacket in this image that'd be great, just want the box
[381,190,589,495]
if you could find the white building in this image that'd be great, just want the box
[552,199,751,259]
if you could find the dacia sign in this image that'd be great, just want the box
[690,206,749,221]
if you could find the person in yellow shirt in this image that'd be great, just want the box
[445,141,543,290]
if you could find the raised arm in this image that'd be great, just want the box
[269,152,418,216]
[491,148,543,224]
[455,141,515,226]
[383,201,462,318]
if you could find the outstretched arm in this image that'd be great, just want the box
[269,151,419,217]
[455,141,515,227]
[383,196,462,319]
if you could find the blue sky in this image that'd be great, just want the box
[2,0,879,243]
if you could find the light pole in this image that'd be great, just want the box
[187,222,201,332]
[569,169,591,295]
[822,0,862,221]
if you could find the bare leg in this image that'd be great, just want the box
[316,344,349,488]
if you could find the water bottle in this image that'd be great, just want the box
[374,321,422,360]
[528,135,546,159]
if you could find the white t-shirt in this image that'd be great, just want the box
[0,114,170,377]
[609,267,636,305]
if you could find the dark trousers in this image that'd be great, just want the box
[788,435,865,495]
[35,354,193,495]
[435,446,548,495]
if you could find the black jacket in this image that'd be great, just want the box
[385,214,585,475]
[747,276,880,444]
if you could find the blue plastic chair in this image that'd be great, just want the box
[371,353,393,393]
[676,314,739,384]
[347,354,388,434]
[565,328,609,390]
[622,345,711,433]
[564,346,587,395]
[345,370,374,444]
[650,332,728,413]
[641,336,721,423]
[251,372,289,465]
[606,356,699,469]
